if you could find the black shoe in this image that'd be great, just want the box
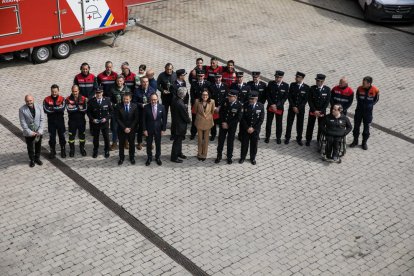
[251,160,256,165]
[297,140,303,146]
[276,139,282,144]
[49,148,56,159]
[171,159,183,163]
[118,159,124,165]
[349,139,358,148]
[145,158,151,166]
[170,136,175,141]
[190,135,195,140]
[60,146,66,158]
[29,160,35,167]
[362,143,368,150]
[104,151,110,158]
[34,159,43,166]
[197,157,202,161]
[130,158,136,165]
[264,138,270,143]
[210,136,215,141]
[69,151,75,157]
[156,159,162,166]
[284,139,290,145]
[201,158,206,161]
[305,141,311,147]
[178,154,187,159]
[215,157,221,164]
[239,158,245,164]
[227,159,233,164]
[92,152,98,158]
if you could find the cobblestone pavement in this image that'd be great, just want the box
[0,0,413,275]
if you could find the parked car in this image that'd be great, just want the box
[358,0,414,23]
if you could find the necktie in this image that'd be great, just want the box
[125,105,129,113]
[98,99,101,105]
[152,105,157,119]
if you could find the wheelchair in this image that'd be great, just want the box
[318,132,346,163]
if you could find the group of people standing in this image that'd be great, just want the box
[18,57,379,167]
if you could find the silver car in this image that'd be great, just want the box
[358,0,414,22]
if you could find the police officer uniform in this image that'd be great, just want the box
[351,83,379,150]
[215,90,242,164]
[265,70,289,144]
[239,91,264,165]
[43,94,66,158]
[87,88,113,158]
[190,70,211,139]
[66,94,88,157]
[247,72,267,104]
[285,71,310,145]
[230,72,251,105]
[305,74,331,146]
[208,73,228,141]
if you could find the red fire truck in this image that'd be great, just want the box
[0,0,132,63]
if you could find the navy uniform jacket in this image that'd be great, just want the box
[116,103,139,131]
[230,82,251,104]
[266,81,290,110]
[219,99,243,129]
[308,85,331,114]
[247,80,267,104]
[87,97,113,128]
[240,102,265,133]
[209,82,228,108]
[190,80,211,106]
[142,103,167,134]
[288,82,310,111]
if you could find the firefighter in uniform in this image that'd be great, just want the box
[208,73,228,141]
[97,60,118,97]
[239,91,264,165]
[222,60,237,88]
[350,76,379,150]
[43,84,66,159]
[74,62,98,100]
[247,71,267,104]
[285,71,310,146]
[330,77,354,115]
[265,70,289,144]
[87,86,113,158]
[215,90,242,164]
[109,75,130,150]
[205,57,223,83]
[66,85,88,157]
[190,70,211,139]
[305,74,331,146]
[121,61,137,92]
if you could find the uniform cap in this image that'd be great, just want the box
[176,69,187,76]
[236,71,244,77]
[315,74,326,81]
[274,70,285,77]
[296,71,306,78]
[252,71,261,77]
[196,70,205,76]
[228,89,239,97]
[95,86,104,92]
[249,90,259,98]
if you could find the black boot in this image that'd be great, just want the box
[49,146,56,159]
[349,138,358,148]
[80,142,87,156]
[60,145,66,158]
[362,140,368,150]
[69,143,75,157]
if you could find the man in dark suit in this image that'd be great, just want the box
[170,87,191,163]
[116,93,138,165]
[143,93,167,166]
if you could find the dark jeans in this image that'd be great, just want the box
[146,131,162,159]
[285,107,305,141]
[171,135,184,160]
[48,119,66,147]
[92,125,110,153]
[217,126,237,159]
[240,130,259,160]
[118,130,135,160]
[25,135,42,161]
[211,118,220,138]
[266,111,283,139]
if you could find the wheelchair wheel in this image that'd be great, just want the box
[339,136,347,157]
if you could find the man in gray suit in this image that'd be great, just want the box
[19,95,45,167]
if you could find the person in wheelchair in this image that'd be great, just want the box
[321,104,352,162]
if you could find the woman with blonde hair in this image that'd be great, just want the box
[194,89,215,161]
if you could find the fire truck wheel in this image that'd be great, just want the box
[52,42,72,59]
[32,46,52,64]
